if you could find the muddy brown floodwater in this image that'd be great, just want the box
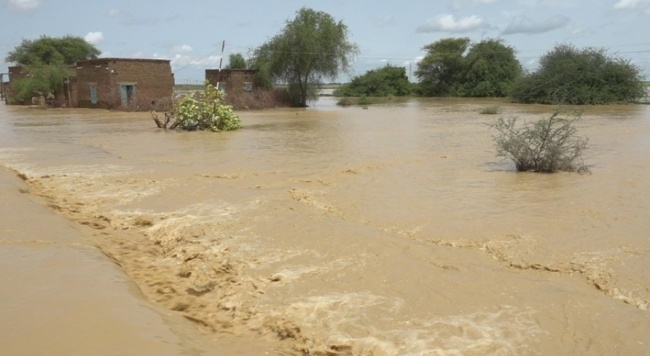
[1,97,649,355]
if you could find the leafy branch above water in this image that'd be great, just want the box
[152,83,241,132]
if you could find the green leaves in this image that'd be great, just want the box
[334,65,414,97]
[10,61,73,103]
[6,35,101,104]
[416,38,470,96]
[249,7,358,107]
[6,35,100,66]
[226,53,247,70]
[173,83,241,132]
[461,39,521,97]
[415,38,520,97]
[510,45,646,104]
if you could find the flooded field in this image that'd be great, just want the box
[1,97,649,355]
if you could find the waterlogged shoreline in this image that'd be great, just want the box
[0,166,276,356]
[1,101,650,354]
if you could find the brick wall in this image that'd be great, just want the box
[5,66,25,104]
[205,69,257,96]
[75,58,174,110]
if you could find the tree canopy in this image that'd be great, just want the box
[415,37,470,96]
[6,35,99,104]
[334,65,413,97]
[6,35,101,66]
[226,53,247,69]
[510,44,646,104]
[460,39,521,97]
[415,37,523,97]
[249,7,358,106]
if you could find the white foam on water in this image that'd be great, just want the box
[281,294,543,356]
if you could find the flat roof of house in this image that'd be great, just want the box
[77,58,171,65]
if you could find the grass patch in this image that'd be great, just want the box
[480,105,500,115]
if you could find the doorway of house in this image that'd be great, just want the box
[119,84,136,108]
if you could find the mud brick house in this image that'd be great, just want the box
[0,72,9,103]
[205,69,257,95]
[3,66,25,104]
[75,58,174,109]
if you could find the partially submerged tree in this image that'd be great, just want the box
[334,64,413,97]
[152,83,241,132]
[6,35,101,103]
[489,110,590,173]
[461,39,522,97]
[11,61,73,103]
[249,7,358,106]
[510,44,646,104]
[415,37,470,96]
[416,37,523,97]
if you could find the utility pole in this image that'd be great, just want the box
[216,40,225,90]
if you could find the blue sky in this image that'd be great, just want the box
[2,0,649,83]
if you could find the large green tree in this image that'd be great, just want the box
[415,37,470,96]
[249,7,358,106]
[6,35,100,66]
[461,39,522,97]
[6,35,100,104]
[510,44,646,104]
[416,37,523,97]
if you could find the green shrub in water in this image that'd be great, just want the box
[172,83,241,131]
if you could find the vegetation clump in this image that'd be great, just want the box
[334,65,414,97]
[416,38,521,97]
[6,35,101,104]
[226,53,247,70]
[490,110,590,173]
[153,83,241,132]
[479,105,500,115]
[510,44,646,104]
[249,7,358,107]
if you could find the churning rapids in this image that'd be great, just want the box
[1,97,649,355]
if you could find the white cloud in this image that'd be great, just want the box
[106,9,119,17]
[502,15,570,35]
[417,14,487,33]
[613,0,650,13]
[172,44,193,54]
[6,0,42,11]
[84,32,104,45]
[614,0,639,9]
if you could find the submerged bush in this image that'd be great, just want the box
[510,44,646,104]
[489,110,590,173]
[154,83,241,132]
[334,65,414,97]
